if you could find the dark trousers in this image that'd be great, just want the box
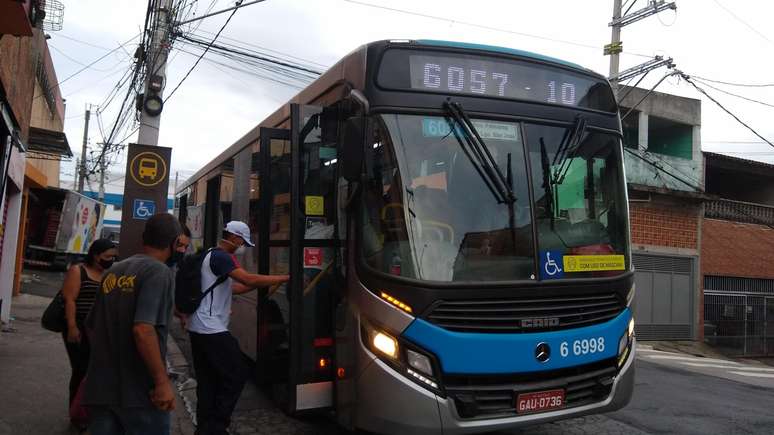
[62,325,90,407]
[189,331,249,435]
[89,406,170,435]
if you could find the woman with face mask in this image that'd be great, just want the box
[60,238,118,429]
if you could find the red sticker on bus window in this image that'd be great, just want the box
[304,247,323,267]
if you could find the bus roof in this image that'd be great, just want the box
[415,39,587,71]
[177,40,601,194]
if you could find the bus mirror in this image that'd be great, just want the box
[342,118,364,182]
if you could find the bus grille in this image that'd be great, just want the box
[425,293,623,333]
[444,358,617,419]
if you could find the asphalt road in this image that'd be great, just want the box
[18,268,774,434]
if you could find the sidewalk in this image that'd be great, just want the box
[167,322,340,435]
[0,293,192,435]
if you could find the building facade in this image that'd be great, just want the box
[619,86,707,341]
[702,153,774,356]
[1,0,68,322]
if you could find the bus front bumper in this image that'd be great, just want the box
[355,340,636,435]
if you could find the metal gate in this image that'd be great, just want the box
[632,254,695,340]
[704,276,774,357]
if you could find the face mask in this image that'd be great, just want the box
[166,250,184,268]
[98,259,114,270]
[235,245,246,255]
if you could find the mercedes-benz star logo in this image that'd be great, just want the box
[535,342,551,363]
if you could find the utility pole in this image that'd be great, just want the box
[77,107,90,193]
[73,158,79,190]
[98,153,106,201]
[605,0,677,97]
[608,0,623,96]
[138,0,173,146]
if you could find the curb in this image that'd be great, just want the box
[167,335,197,435]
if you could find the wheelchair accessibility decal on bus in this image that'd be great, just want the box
[540,250,564,280]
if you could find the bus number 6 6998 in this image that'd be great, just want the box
[560,337,605,357]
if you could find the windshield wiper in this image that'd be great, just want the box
[552,116,587,186]
[539,138,556,230]
[444,101,516,204]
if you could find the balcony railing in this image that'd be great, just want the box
[705,199,774,226]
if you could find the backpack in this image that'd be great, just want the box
[175,248,229,315]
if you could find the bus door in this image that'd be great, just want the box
[286,104,340,413]
[255,126,292,392]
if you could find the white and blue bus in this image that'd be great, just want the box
[176,39,635,434]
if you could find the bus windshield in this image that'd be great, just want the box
[360,114,629,283]
[361,114,534,282]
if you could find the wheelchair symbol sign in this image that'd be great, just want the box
[540,250,564,280]
[133,199,156,220]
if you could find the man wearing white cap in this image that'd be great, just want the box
[187,221,288,435]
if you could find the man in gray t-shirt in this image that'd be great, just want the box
[84,214,184,435]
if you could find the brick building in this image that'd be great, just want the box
[619,86,709,341]
[0,0,69,322]
[702,153,774,356]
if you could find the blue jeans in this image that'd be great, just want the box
[89,406,170,435]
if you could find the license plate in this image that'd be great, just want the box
[516,389,565,414]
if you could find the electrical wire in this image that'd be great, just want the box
[621,71,680,121]
[164,1,242,103]
[622,0,638,17]
[343,0,654,58]
[36,33,141,100]
[712,0,773,45]
[191,28,329,69]
[692,78,774,109]
[690,75,774,88]
[48,44,117,72]
[680,73,774,149]
[176,33,322,77]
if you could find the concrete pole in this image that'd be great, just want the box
[138,0,173,146]
[609,0,623,97]
[73,158,79,190]
[98,154,105,200]
[77,108,90,193]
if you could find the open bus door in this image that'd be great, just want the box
[256,104,340,414]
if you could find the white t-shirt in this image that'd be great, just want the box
[187,249,238,334]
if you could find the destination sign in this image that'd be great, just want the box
[377,50,616,112]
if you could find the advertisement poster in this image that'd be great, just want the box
[186,204,204,253]
[63,194,105,254]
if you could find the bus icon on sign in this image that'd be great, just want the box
[138,158,158,179]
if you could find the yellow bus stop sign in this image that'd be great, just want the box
[129,151,167,187]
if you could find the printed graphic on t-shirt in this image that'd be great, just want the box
[101,273,136,294]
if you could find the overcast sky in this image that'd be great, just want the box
[51,0,774,192]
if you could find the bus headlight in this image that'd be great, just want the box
[618,317,635,367]
[373,331,399,359]
[361,317,443,394]
[407,349,433,376]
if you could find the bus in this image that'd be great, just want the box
[176,39,635,434]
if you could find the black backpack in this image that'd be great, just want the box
[175,248,229,315]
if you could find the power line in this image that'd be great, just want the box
[680,73,774,149]
[176,33,323,76]
[38,33,141,100]
[623,147,701,191]
[712,0,773,45]
[55,33,115,51]
[343,0,654,58]
[48,44,116,72]
[164,1,242,103]
[192,28,330,69]
[621,71,680,121]
[690,75,774,88]
[692,78,774,109]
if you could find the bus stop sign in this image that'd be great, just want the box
[119,143,172,258]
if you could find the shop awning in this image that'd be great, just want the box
[27,127,72,157]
